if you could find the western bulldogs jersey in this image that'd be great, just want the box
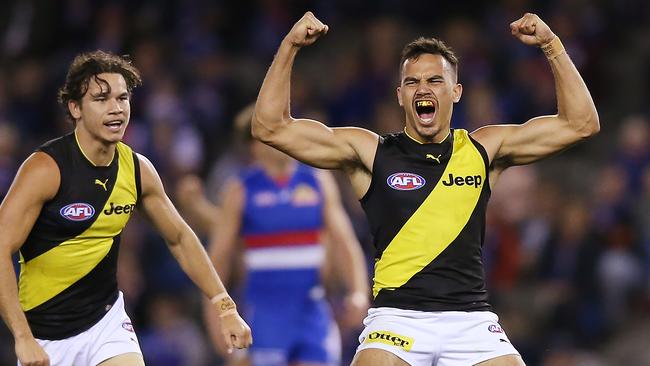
[240,163,324,290]
[361,129,492,312]
[19,132,140,339]
[238,164,339,365]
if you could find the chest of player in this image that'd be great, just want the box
[371,143,486,218]
[40,162,137,239]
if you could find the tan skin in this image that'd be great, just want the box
[182,140,369,366]
[0,73,252,366]
[253,11,598,366]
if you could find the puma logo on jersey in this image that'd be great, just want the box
[425,154,442,163]
[441,173,482,188]
[95,178,109,191]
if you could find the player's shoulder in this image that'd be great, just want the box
[469,124,514,142]
[13,151,61,200]
[37,132,75,158]
[337,126,379,142]
[23,151,60,174]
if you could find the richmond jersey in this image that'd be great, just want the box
[361,129,491,312]
[19,132,140,339]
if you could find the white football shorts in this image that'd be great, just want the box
[24,291,142,366]
[355,307,520,366]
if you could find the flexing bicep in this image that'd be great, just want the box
[0,153,59,254]
[207,178,244,284]
[253,115,378,171]
[473,115,592,168]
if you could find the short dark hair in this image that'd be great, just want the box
[57,50,142,121]
[399,37,459,79]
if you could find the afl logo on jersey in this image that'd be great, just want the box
[60,203,95,221]
[387,173,426,191]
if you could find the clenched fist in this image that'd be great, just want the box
[510,13,556,47]
[284,11,329,48]
[220,311,252,353]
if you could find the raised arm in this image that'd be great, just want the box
[136,154,251,352]
[252,12,377,187]
[472,13,599,176]
[317,170,369,327]
[0,152,59,366]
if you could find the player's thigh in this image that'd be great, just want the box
[97,352,145,366]
[474,354,525,366]
[351,348,410,366]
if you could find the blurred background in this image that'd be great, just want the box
[1,0,649,365]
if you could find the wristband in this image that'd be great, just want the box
[210,292,229,304]
[219,309,238,318]
[541,36,565,60]
[210,293,237,316]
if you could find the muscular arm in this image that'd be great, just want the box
[252,12,377,197]
[318,170,369,325]
[0,152,58,365]
[472,14,599,179]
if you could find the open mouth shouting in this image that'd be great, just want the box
[415,100,436,124]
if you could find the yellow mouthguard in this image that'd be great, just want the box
[416,100,433,107]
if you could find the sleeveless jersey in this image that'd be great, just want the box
[19,132,141,339]
[240,164,324,293]
[361,129,491,311]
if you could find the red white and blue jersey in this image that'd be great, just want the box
[238,164,339,365]
[240,163,325,290]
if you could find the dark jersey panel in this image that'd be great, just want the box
[362,129,492,311]
[361,131,453,255]
[21,133,117,261]
[25,236,121,339]
[373,183,492,311]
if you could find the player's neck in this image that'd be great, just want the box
[404,127,450,144]
[74,130,116,167]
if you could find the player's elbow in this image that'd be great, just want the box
[578,111,600,139]
[251,112,286,144]
[250,113,270,142]
[568,108,600,140]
